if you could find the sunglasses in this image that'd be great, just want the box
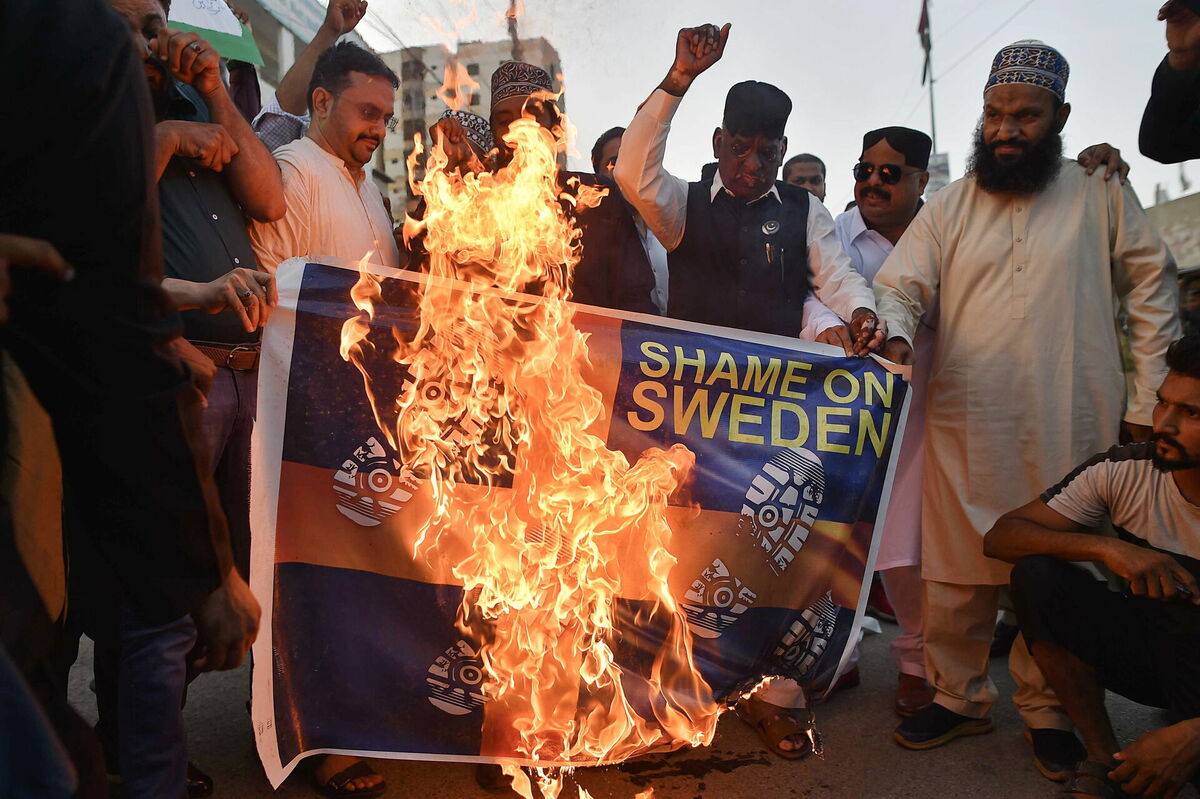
[338,96,399,133]
[852,161,920,185]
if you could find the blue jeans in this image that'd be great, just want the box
[92,366,257,796]
[197,366,256,578]
[94,607,195,799]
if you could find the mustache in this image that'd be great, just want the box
[1151,431,1184,451]
[991,139,1029,154]
[358,135,381,146]
[861,187,890,202]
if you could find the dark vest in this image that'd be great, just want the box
[668,179,811,336]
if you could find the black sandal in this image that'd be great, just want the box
[312,758,387,798]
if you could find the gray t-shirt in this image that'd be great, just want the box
[1043,442,1200,582]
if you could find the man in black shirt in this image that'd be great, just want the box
[93,1,281,796]
[1,0,260,795]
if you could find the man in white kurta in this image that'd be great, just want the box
[876,40,1180,778]
[247,43,400,274]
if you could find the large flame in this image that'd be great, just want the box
[340,85,721,799]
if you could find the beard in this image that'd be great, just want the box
[1151,433,1200,473]
[967,119,1063,195]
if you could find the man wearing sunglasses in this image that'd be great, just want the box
[248,41,401,275]
[874,40,1181,783]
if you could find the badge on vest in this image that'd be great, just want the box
[762,220,780,235]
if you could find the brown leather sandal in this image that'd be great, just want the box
[735,695,821,760]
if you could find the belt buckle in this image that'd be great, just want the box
[226,344,258,369]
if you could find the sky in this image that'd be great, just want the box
[359,0,1194,212]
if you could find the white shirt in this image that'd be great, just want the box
[801,206,910,336]
[613,89,875,329]
[633,215,670,315]
[247,136,400,273]
[835,206,894,286]
[874,161,1180,584]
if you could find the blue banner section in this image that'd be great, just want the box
[281,265,391,471]
[271,563,856,765]
[272,563,484,764]
[607,320,905,520]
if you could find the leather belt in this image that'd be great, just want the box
[191,341,260,371]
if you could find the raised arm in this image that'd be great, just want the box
[613,23,730,253]
[153,28,284,221]
[276,1,367,114]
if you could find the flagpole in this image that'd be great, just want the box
[928,51,938,153]
[919,0,937,152]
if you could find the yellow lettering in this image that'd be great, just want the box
[771,401,809,447]
[864,371,894,408]
[639,341,670,378]
[742,356,782,394]
[728,395,766,444]
[779,360,812,400]
[817,406,852,454]
[626,380,666,431]
[673,386,727,439]
[856,409,892,457]
[673,347,706,383]
[705,351,739,389]
[824,369,860,404]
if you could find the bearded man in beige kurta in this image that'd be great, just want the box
[874,40,1181,782]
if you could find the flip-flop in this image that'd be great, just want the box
[313,758,387,798]
[735,696,820,760]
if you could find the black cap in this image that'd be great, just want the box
[861,126,933,170]
[723,81,791,139]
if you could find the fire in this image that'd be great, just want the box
[340,56,722,799]
[435,57,480,113]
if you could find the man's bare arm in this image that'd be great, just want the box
[985,498,1200,602]
[984,498,1106,563]
[275,0,367,114]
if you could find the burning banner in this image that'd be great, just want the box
[249,257,910,790]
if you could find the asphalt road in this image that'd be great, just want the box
[67,622,1196,799]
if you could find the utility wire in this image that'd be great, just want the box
[934,0,1039,81]
[939,0,991,38]
[364,10,443,84]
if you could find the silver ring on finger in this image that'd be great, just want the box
[190,42,203,52]
[239,289,253,301]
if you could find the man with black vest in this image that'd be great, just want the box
[615,22,880,354]
[614,22,881,759]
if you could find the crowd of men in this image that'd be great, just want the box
[2,0,1199,797]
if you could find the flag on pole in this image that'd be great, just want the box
[918,0,932,85]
